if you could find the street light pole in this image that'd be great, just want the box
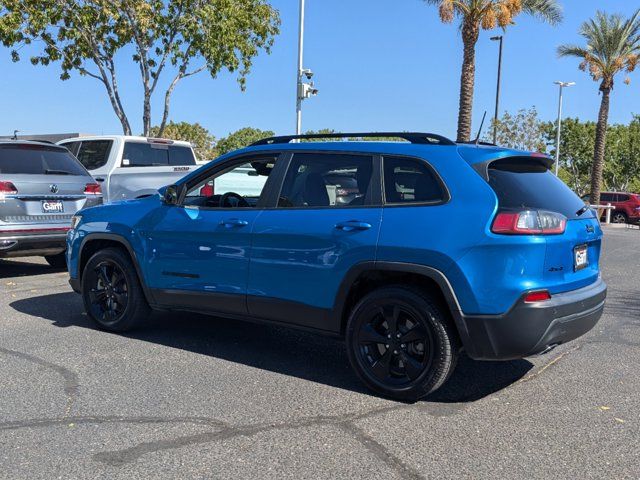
[490,36,503,145]
[295,0,305,135]
[553,81,575,176]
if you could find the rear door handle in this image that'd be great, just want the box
[220,218,249,228]
[335,220,372,232]
[95,178,105,182]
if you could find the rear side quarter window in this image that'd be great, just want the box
[382,156,447,205]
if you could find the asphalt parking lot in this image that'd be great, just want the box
[1,227,638,479]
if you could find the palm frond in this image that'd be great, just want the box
[557,44,590,59]
[521,0,563,26]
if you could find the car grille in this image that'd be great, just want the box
[0,214,74,224]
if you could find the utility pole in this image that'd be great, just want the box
[490,36,503,145]
[295,0,317,135]
[553,81,575,176]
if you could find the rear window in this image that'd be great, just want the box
[488,159,593,220]
[122,142,195,167]
[0,144,87,176]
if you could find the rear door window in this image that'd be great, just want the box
[488,158,593,220]
[278,153,374,208]
[122,142,196,167]
[75,140,112,170]
[0,144,87,176]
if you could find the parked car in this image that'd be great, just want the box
[0,140,102,266]
[58,136,198,203]
[582,191,640,224]
[66,132,607,400]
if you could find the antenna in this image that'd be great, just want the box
[474,111,487,146]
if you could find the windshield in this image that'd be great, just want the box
[0,144,88,175]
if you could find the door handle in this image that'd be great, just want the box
[220,218,249,228]
[95,178,105,182]
[335,220,372,232]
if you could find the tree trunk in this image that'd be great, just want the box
[456,21,479,143]
[142,92,151,137]
[590,84,611,207]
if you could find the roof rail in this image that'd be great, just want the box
[250,132,456,147]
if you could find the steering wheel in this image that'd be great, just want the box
[219,191,250,208]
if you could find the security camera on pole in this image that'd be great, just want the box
[295,0,318,135]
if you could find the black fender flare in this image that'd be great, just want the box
[331,261,474,354]
[77,233,155,305]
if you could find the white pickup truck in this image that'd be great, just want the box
[58,136,199,203]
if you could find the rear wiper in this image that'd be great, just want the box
[45,169,73,175]
[576,205,590,217]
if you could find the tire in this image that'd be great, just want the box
[611,212,627,224]
[346,286,459,401]
[81,247,150,332]
[44,252,67,269]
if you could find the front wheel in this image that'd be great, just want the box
[346,286,459,401]
[81,247,150,332]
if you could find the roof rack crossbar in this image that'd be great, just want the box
[250,132,456,147]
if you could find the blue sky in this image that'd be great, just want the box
[1,0,639,141]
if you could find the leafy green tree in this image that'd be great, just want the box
[488,107,548,152]
[149,121,216,161]
[422,0,562,142]
[545,118,595,195]
[558,9,640,205]
[0,0,280,136]
[216,127,274,155]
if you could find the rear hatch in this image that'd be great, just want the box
[486,157,601,294]
[0,143,101,227]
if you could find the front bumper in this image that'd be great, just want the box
[0,231,68,258]
[461,278,607,360]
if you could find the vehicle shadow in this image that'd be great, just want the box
[0,258,66,279]
[10,291,534,403]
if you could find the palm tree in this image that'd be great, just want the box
[558,10,640,207]
[423,0,562,142]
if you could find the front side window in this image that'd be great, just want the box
[382,156,445,204]
[184,156,277,208]
[278,153,374,208]
[75,140,112,170]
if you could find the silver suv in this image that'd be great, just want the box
[0,141,103,267]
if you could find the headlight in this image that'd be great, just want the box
[70,215,82,230]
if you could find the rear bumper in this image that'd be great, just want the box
[461,278,607,360]
[0,231,68,257]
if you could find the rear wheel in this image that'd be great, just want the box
[346,286,459,401]
[44,252,67,269]
[81,248,150,332]
[611,212,627,224]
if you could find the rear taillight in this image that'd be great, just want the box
[200,183,214,196]
[492,210,567,235]
[524,290,552,303]
[84,183,102,195]
[0,181,17,194]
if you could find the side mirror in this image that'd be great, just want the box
[162,185,180,205]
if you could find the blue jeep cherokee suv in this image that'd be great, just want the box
[66,132,607,400]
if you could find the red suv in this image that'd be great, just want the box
[598,192,640,224]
